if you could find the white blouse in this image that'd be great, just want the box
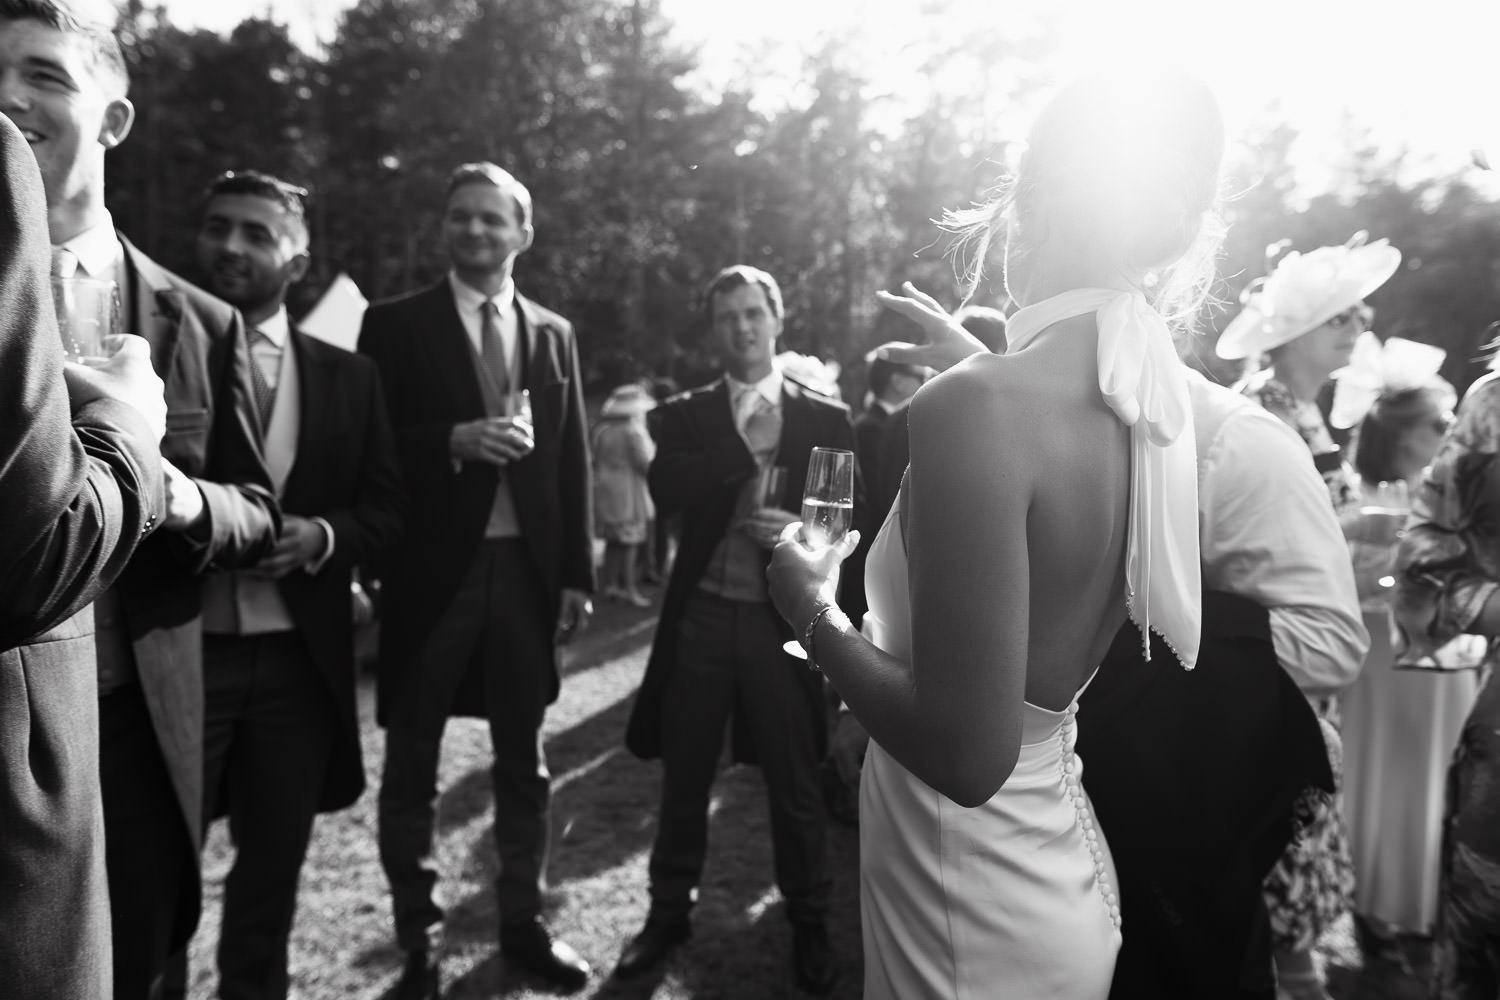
[1187,369,1369,694]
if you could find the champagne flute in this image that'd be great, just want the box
[784,447,856,659]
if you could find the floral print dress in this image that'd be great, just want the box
[1394,372,1500,999]
[1238,370,1359,954]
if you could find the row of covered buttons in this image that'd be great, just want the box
[1059,706,1122,932]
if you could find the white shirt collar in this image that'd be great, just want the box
[449,271,516,318]
[726,364,783,408]
[252,306,290,348]
[874,397,900,415]
[55,210,122,279]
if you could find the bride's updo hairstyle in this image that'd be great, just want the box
[950,70,1226,326]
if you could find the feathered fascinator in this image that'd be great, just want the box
[1330,330,1454,429]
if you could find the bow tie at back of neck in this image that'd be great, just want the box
[999,286,1201,669]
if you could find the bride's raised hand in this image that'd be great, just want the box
[875,281,988,373]
[767,520,861,634]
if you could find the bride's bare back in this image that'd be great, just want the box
[907,311,1130,730]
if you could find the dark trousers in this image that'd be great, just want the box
[195,631,335,1000]
[100,682,195,1000]
[649,591,830,925]
[379,539,555,951]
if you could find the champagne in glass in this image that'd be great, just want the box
[784,447,856,660]
[800,447,855,550]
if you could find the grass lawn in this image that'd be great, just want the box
[182,595,1428,999]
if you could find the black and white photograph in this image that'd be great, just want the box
[3,0,1500,997]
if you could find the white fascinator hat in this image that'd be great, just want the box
[1215,233,1402,361]
[1329,331,1453,429]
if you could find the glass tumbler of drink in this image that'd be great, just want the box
[52,276,119,362]
[1360,480,1411,591]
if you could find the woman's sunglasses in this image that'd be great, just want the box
[1325,303,1375,330]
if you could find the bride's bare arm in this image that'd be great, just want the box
[772,362,1031,807]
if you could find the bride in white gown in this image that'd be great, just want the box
[766,71,1227,999]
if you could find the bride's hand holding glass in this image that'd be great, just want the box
[767,521,861,643]
[875,281,989,373]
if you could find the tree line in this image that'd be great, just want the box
[106,0,1500,397]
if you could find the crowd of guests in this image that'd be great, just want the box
[4,3,1500,1000]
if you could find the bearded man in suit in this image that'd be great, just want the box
[0,110,167,1000]
[189,169,405,1000]
[617,265,857,995]
[359,162,595,998]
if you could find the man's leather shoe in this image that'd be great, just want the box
[614,915,691,978]
[792,922,837,995]
[501,919,590,992]
[392,949,440,1000]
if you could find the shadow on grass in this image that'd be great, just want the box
[437,723,864,997]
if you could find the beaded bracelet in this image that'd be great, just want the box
[802,604,842,673]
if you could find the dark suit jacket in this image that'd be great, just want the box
[215,328,404,814]
[358,279,594,724]
[0,116,164,1000]
[626,375,857,763]
[112,237,280,949]
[875,399,911,525]
[852,403,893,510]
[1077,591,1335,1000]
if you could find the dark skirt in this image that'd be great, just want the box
[1078,590,1336,1000]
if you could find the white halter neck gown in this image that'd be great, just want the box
[856,288,1200,999]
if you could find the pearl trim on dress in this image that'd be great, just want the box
[1059,704,1123,932]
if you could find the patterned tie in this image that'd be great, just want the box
[50,246,78,278]
[248,330,276,428]
[480,301,510,399]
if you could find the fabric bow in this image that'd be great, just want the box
[1330,331,1448,429]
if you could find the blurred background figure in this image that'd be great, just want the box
[874,304,1007,521]
[1393,365,1500,1000]
[1341,370,1479,961]
[1218,233,1402,1000]
[593,382,658,607]
[852,343,927,527]
[642,375,681,586]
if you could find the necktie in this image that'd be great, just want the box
[741,388,780,457]
[248,330,277,427]
[51,246,78,278]
[480,301,510,399]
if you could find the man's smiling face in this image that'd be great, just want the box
[0,17,128,208]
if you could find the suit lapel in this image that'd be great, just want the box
[515,293,548,392]
[427,280,486,417]
[281,327,322,506]
[777,379,817,493]
[119,236,186,378]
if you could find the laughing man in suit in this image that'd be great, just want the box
[0,3,282,996]
[192,169,405,999]
[359,162,596,998]
[617,265,857,994]
[0,111,167,1000]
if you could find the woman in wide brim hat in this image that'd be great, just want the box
[1221,233,1400,1000]
[1221,234,1401,516]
